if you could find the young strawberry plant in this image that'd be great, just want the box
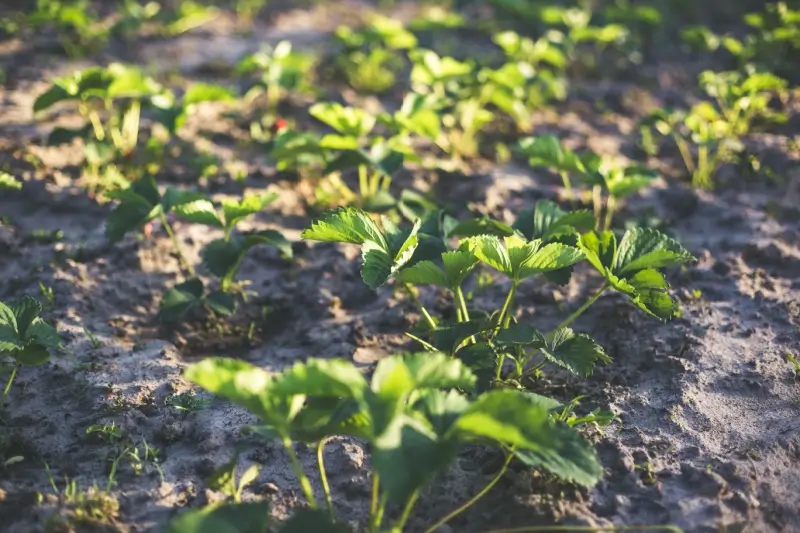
[642,70,787,189]
[238,40,317,113]
[332,15,417,95]
[303,203,694,389]
[310,102,405,211]
[518,134,586,207]
[0,296,61,405]
[171,351,603,532]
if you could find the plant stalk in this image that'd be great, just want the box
[495,282,518,381]
[549,282,608,336]
[159,212,195,278]
[423,451,514,533]
[368,473,381,533]
[404,283,437,330]
[1,362,20,406]
[560,171,577,209]
[358,164,369,203]
[455,286,470,322]
[673,134,696,175]
[395,490,420,531]
[282,437,317,508]
[317,439,334,521]
[603,195,617,231]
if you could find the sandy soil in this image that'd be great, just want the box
[0,2,799,532]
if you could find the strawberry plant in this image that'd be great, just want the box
[310,102,405,211]
[518,134,586,207]
[643,70,788,188]
[333,15,417,95]
[104,178,290,322]
[171,351,603,532]
[303,204,694,388]
[0,296,61,405]
[238,41,317,113]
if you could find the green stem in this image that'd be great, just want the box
[159,212,195,278]
[485,526,683,533]
[548,283,608,336]
[358,165,369,203]
[592,185,603,230]
[395,490,420,531]
[1,362,20,406]
[603,195,616,231]
[560,171,577,209]
[282,437,317,508]
[495,282,517,381]
[423,451,514,533]
[455,286,470,322]
[404,283,437,330]
[317,439,334,521]
[368,473,381,532]
[673,134,696,175]
[695,144,711,189]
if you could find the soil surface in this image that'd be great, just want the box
[1,2,799,533]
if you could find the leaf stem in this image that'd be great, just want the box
[395,490,420,531]
[159,212,195,278]
[317,439,334,521]
[1,362,20,406]
[559,171,577,209]
[484,526,683,533]
[404,283,437,330]
[368,473,381,532]
[673,134,696,175]
[495,282,518,381]
[548,282,608,336]
[358,164,369,203]
[282,437,317,508]
[423,450,514,533]
[455,286,471,322]
[603,195,616,231]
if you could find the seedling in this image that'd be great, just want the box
[206,453,261,504]
[643,71,787,188]
[164,390,212,414]
[238,40,316,112]
[38,282,56,308]
[41,461,121,531]
[174,352,602,532]
[581,155,659,230]
[0,296,61,405]
[333,15,416,95]
[83,327,103,349]
[311,102,405,211]
[518,134,585,207]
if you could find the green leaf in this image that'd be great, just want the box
[23,321,61,348]
[159,278,205,322]
[167,501,271,533]
[278,509,351,533]
[613,227,695,275]
[33,84,73,113]
[271,358,367,399]
[395,260,449,287]
[183,83,236,105]
[13,344,51,366]
[516,242,584,280]
[518,135,585,174]
[442,250,479,287]
[415,389,471,436]
[205,291,237,317]
[361,243,393,290]
[0,301,21,352]
[9,296,43,338]
[221,193,279,230]
[372,415,459,502]
[173,199,224,228]
[185,358,276,422]
[309,102,375,137]
[319,134,360,150]
[450,217,516,238]
[46,125,92,146]
[105,177,163,242]
[302,207,386,248]
[542,328,611,376]
[455,389,602,486]
[495,324,546,347]
[464,235,511,275]
[625,268,676,319]
[517,200,595,241]
[579,231,616,275]
[0,172,22,190]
